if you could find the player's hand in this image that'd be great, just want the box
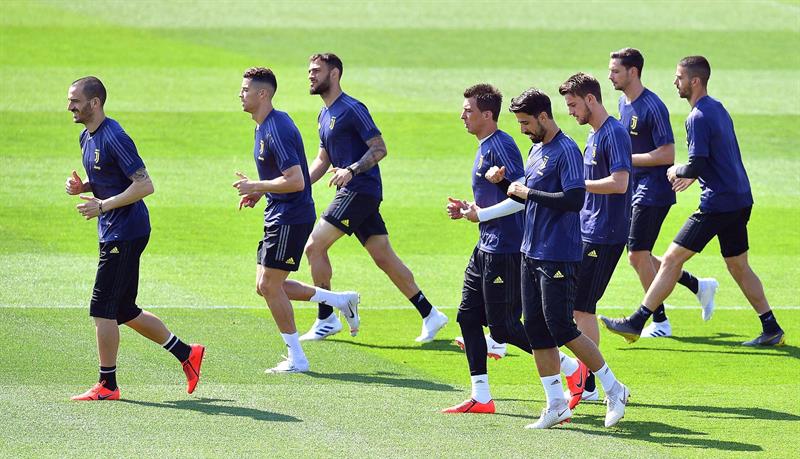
[666,164,681,182]
[327,167,353,187]
[238,192,263,210]
[233,171,259,196]
[507,182,529,199]
[461,202,480,223]
[671,177,695,192]
[485,166,506,184]
[76,195,102,219]
[446,197,468,219]
[65,170,84,195]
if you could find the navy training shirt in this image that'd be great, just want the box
[318,93,383,199]
[580,117,633,245]
[80,117,150,243]
[471,130,524,254]
[521,131,585,262]
[618,88,676,207]
[254,109,316,226]
[685,96,753,213]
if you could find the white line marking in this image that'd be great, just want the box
[1,304,799,310]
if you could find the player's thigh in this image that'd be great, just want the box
[628,204,671,253]
[673,210,721,254]
[482,251,521,328]
[717,206,751,258]
[305,218,346,254]
[90,236,147,323]
[457,248,487,326]
[520,258,556,350]
[260,223,313,272]
[539,261,581,347]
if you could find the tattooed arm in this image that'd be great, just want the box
[328,135,388,187]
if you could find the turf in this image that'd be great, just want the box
[1,1,798,457]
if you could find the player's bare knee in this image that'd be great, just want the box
[628,250,647,271]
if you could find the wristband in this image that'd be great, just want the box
[98,201,104,215]
[346,165,357,176]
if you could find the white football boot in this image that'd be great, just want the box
[641,319,672,338]
[299,314,342,341]
[696,277,719,321]
[266,356,309,374]
[486,334,507,360]
[525,402,571,429]
[415,309,449,343]
[604,382,630,427]
[337,292,360,337]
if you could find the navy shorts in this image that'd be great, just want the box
[674,206,751,258]
[627,204,671,252]
[90,236,148,324]
[257,223,314,272]
[458,248,522,327]
[574,242,625,314]
[521,257,582,349]
[321,189,388,245]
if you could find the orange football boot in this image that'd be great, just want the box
[441,398,496,414]
[71,382,120,401]
[565,360,589,410]
[182,344,206,394]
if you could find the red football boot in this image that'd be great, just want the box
[182,344,206,394]
[565,360,589,410]
[71,382,120,401]
[441,398,496,414]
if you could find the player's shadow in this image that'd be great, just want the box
[634,401,800,422]
[619,332,798,359]
[304,370,458,392]
[326,337,463,354]
[120,397,302,422]
[569,415,762,452]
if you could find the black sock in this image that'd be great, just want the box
[652,304,668,323]
[678,271,699,294]
[585,372,596,392]
[163,334,191,362]
[460,322,487,376]
[318,302,334,320]
[409,291,433,318]
[629,305,653,329]
[99,366,117,391]
[759,310,781,334]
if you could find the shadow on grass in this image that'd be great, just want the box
[120,397,301,422]
[569,415,762,452]
[634,401,800,421]
[304,370,458,392]
[325,337,464,354]
[615,333,798,359]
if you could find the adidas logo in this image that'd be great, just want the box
[341,219,349,227]
[493,277,504,284]
[554,271,564,278]
[588,250,598,258]
[285,258,296,265]
[110,247,119,254]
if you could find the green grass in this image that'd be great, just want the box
[1,0,798,457]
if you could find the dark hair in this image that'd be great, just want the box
[679,55,711,87]
[610,47,644,78]
[71,76,107,105]
[463,84,502,121]
[509,88,553,118]
[243,67,277,92]
[310,53,343,77]
[559,72,602,104]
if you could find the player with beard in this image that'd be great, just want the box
[601,56,785,347]
[608,48,717,338]
[301,53,448,342]
[65,76,205,400]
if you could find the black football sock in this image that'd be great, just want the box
[585,372,596,393]
[652,304,668,323]
[99,366,117,391]
[318,303,335,320]
[163,334,191,362]
[759,310,781,334]
[678,271,699,294]
[628,305,653,330]
[409,291,433,318]
[460,322,487,376]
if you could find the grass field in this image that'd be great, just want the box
[1,1,799,457]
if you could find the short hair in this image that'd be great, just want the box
[559,72,602,104]
[310,53,343,77]
[463,84,502,121]
[610,47,644,78]
[243,67,277,92]
[679,55,711,87]
[71,76,106,105]
[508,88,553,119]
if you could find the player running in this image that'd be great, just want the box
[441,84,532,414]
[608,47,717,338]
[301,53,448,342]
[66,77,204,400]
[600,56,786,347]
[234,67,360,373]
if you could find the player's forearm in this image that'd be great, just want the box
[585,171,629,195]
[476,198,525,222]
[526,188,585,212]
[350,136,387,174]
[675,155,708,179]
[82,182,92,193]
[632,144,675,167]
[100,179,153,212]
[308,157,329,184]
[253,176,304,194]
[493,177,526,204]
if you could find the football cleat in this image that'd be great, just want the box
[182,343,206,394]
[565,387,600,402]
[441,398,495,414]
[696,278,719,321]
[565,360,589,410]
[604,382,630,427]
[338,291,360,337]
[525,404,571,429]
[71,381,120,401]
[742,329,785,347]
[266,356,309,374]
[641,319,672,338]
[453,334,507,360]
[415,309,449,343]
[599,315,643,344]
[299,314,343,341]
